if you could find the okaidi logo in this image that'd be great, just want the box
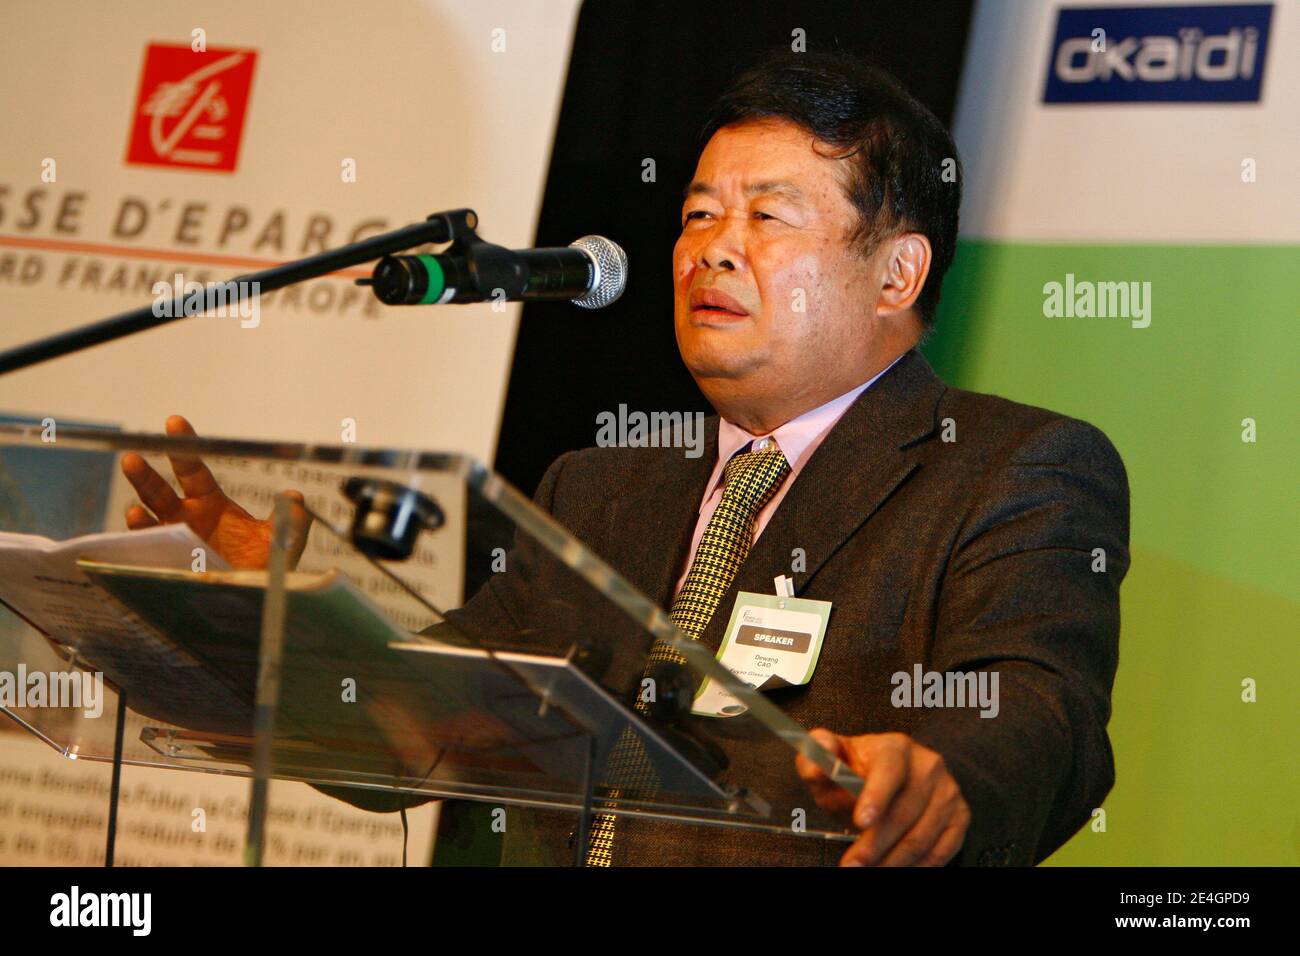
[1043,4,1272,103]
[125,43,257,172]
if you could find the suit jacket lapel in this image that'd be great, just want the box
[606,416,720,608]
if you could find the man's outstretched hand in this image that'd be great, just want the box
[120,415,311,570]
[796,728,971,867]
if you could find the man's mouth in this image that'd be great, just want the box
[689,288,750,317]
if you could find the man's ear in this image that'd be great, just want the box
[875,232,932,320]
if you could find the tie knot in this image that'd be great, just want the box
[721,443,790,514]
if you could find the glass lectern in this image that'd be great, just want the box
[0,422,863,865]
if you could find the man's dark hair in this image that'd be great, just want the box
[701,51,962,330]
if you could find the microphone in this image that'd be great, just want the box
[362,235,628,310]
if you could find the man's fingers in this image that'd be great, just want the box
[283,490,313,568]
[808,733,971,868]
[842,746,965,866]
[795,773,856,817]
[808,727,843,755]
[795,728,857,817]
[851,735,909,829]
[840,774,933,866]
[164,415,223,500]
[875,786,953,867]
[121,453,183,522]
[124,504,159,530]
[795,728,846,782]
[919,816,970,867]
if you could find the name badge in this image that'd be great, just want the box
[691,590,831,718]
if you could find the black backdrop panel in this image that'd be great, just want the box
[494,0,975,496]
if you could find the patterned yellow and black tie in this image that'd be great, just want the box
[585,442,791,866]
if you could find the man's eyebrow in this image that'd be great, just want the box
[745,180,806,201]
[684,181,716,201]
[682,180,807,202]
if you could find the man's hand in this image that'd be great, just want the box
[796,728,970,867]
[120,415,310,570]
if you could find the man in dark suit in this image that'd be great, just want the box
[451,341,1127,867]
[121,53,1128,866]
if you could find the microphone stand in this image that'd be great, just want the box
[0,208,486,375]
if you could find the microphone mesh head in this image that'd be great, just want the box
[569,236,628,309]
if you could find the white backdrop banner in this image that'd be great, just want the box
[0,0,584,866]
[0,0,583,460]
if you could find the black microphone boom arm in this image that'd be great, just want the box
[0,208,482,376]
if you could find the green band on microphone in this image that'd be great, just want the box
[416,254,446,304]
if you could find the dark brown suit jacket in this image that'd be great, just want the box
[439,348,1130,866]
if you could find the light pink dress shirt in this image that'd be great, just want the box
[671,353,906,600]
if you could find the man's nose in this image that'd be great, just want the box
[698,219,745,272]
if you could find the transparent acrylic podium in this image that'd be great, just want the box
[0,422,862,865]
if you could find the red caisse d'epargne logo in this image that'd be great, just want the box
[125,43,257,173]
